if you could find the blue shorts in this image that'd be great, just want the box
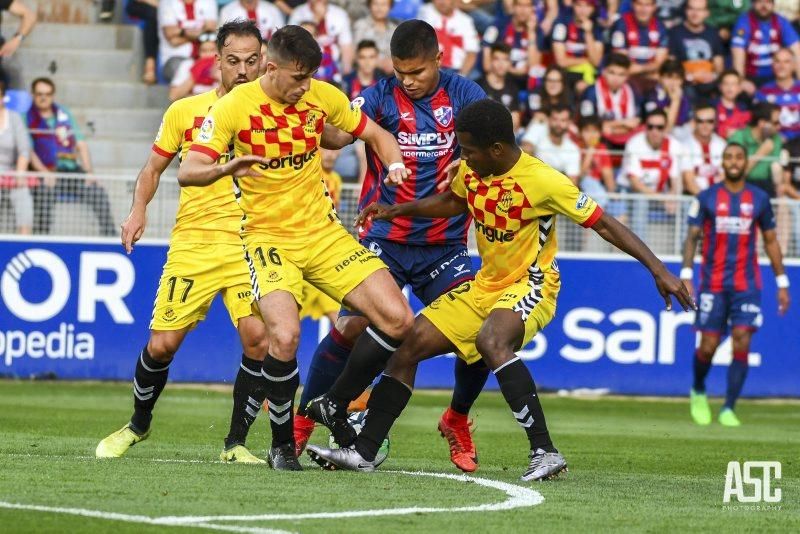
[695,289,763,335]
[341,237,474,315]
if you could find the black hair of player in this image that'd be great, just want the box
[724,142,748,161]
[217,18,262,53]
[606,53,631,70]
[578,115,603,131]
[489,42,512,56]
[750,102,778,127]
[645,108,668,123]
[267,25,323,72]
[455,98,516,148]
[390,20,439,61]
[357,39,378,52]
[659,58,685,78]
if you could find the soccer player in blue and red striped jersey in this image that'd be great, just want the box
[296,20,489,473]
[681,142,790,427]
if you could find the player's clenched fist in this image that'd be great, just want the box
[355,202,398,227]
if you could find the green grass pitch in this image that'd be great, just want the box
[0,381,797,533]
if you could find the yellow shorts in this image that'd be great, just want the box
[150,242,255,331]
[300,281,340,320]
[243,222,386,308]
[421,273,560,364]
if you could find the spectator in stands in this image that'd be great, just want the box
[755,48,800,140]
[609,0,668,93]
[775,0,800,32]
[126,0,160,85]
[289,0,354,81]
[418,0,480,76]
[708,0,749,43]
[275,0,305,17]
[353,0,398,74]
[481,0,538,87]
[731,0,800,93]
[219,0,285,40]
[551,0,604,94]
[342,40,383,100]
[521,104,581,184]
[158,0,218,83]
[0,81,32,234]
[781,135,800,254]
[477,43,522,131]
[27,78,115,237]
[580,53,640,164]
[528,66,574,123]
[457,0,498,34]
[656,0,686,29]
[168,32,219,102]
[682,104,727,194]
[728,101,784,198]
[669,0,725,103]
[576,115,617,208]
[0,0,36,88]
[621,109,691,239]
[714,69,752,138]
[644,59,693,134]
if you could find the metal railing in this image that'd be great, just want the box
[0,171,798,259]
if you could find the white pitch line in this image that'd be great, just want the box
[0,501,293,534]
[2,453,215,464]
[157,470,544,524]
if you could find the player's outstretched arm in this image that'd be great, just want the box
[355,117,410,185]
[591,212,697,311]
[679,225,703,298]
[762,228,791,316]
[355,191,468,227]
[121,151,172,254]
[178,151,267,187]
[320,124,355,150]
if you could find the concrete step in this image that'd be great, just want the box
[71,107,165,139]
[16,48,137,82]
[29,0,98,24]
[3,23,137,50]
[88,137,157,169]
[18,78,169,109]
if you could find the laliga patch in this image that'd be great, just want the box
[154,121,164,143]
[688,198,700,218]
[198,117,214,143]
[576,192,589,210]
[350,96,365,111]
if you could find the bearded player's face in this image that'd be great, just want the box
[217,34,262,93]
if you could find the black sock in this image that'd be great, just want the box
[224,354,268,449]
[494,357,556,453]
[450,358,490,415]
[130,347,170,434]
[262,355,299,448]
[693,350,712,393]
[297,328,352,416]
[355,375,412,462]
[328,326,401,417]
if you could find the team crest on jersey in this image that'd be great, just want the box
[304,110,320,135]
[434,106,453,127]
[198,117,214,142]
[497,190,514,213]
[741,202,753,217]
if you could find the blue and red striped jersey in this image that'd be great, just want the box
[688,183,776,293]
[355,69,486,246]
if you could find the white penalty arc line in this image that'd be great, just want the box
[0,468,544,529]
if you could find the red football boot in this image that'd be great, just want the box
[437,408,478,473]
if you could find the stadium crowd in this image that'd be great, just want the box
[2,0,800,255]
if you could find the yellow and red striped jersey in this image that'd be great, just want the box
[189,78,367,239]
[152,89,241,244]
[451,153,603,291]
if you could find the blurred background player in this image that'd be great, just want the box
[298,20,489,473]
[307,98,695,480]
[95,20,270,464]
[681,142,790,427]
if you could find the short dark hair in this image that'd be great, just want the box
[356,39,378,52]
[693,103,716,118]
[455,98,516,147]
[31,77,55,94]
[645,108,668,123]
[390,20,439,60]
[217,19,262,52]
[659,58,685,78]
[267,25,322,72]
[489,42,512,55]
[750,101,778,126]
[719,68,740,83]
[606,53,631,70]
[578,115,603,131]
[724,142,748,159]
[548,103,572,116]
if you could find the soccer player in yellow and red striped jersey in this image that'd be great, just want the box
[308,98,696,481]
[96,21,270,465]
[178,25,416,470]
